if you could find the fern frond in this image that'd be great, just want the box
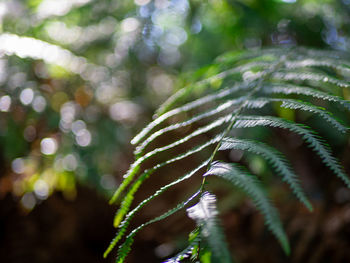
[108,47,350,262]
[186,192,232,263]
[163,229,201,263]
[285,58,350,74]
[204,162,290,254]
[272,71,350,89]
[234,115,350,187]
[132,82,254,146]
[115,95,343,233]
[114,190,201,263]
[154,60,270,117]
[245,98,348,133]
[262,83,350,110]
[106,159,210,254]
[219,137,312,210]
[296,47,345,60]
[216,48,288,65]
[137,94,347,158]
[134,96,248,156]
[277,99,347,133]
[112,138,220,227]
[110,117,229,204]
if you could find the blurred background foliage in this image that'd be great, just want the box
[1,0,350,262]
[1,0,350,210]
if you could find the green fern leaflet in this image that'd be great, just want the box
[105,47,350,262]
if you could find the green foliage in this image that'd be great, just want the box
[2,0,350,212]
[113,190,201,262]
[204,161,289,255]
[219,137,312,210]
[105,47,350,262]
[2,0,350,261]
[186,192,232,263]
[164,229,201,263]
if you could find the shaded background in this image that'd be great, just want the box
[1,0,350,262]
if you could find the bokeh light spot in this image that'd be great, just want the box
[75,129,91,147]
[72,120,86,136]
[12,158,25,174]
[134,0,151,6]
[40,137,58,155]
[0,95,11,112]
[34,180,49,200]
[109,101,141,124]
[19,88,34,105]
[21,193,36,210]
[32,96,47,112]
[63,154,78,171]
[121,17,140,33]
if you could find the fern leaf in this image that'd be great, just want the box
[245,98,348,133]
[108,47,350,261]
[186,192,233,263]
[114,129,222,207]
[107,159,210,254]
[204,162,290,254]
[234,115,350,187]
[114,191,201,263]
[155,60,268,117]
[132,83,253,146]
[219,137,312,210]
[285,58,350,74]
[113,174,147,227]
[135,96,247,156]
[112,138,220,227]
[272,71,350,89]
[296,47,345,60]
[163,242,199,263]
[262,83,350,110]
[216,48,287,65]
[136,95,347,159]
[110,117,229,204]
[277,99,347,133]
[164,229,201,263]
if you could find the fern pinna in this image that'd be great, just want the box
[104,47,350,262]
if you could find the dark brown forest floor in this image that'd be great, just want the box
[1,183,350,263]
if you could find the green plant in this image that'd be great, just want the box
[104,47,350,262]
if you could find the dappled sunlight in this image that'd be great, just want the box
[0,1,350,262]
[37,0,92,20]
[0,33,89,74]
